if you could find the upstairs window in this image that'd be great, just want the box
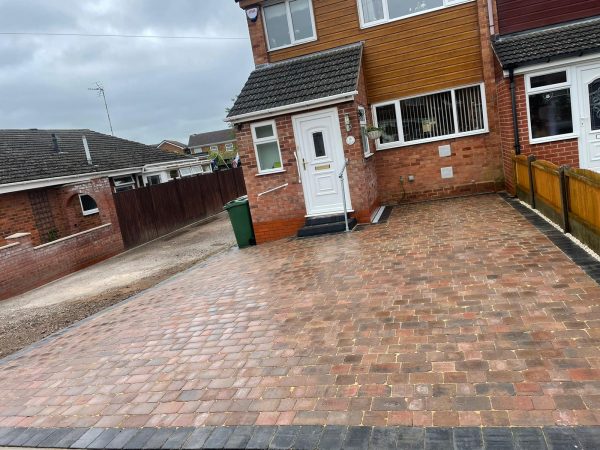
[263,0,316,50]
[373,83,487,148]
[358,0,471,27]
[526,69,574,143]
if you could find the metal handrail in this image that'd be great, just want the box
[257,183,289,198]
[339,159,350,232]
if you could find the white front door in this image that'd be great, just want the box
[578,66,600,171]
[292,108,352,216]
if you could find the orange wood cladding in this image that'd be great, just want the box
[251,1,485,104]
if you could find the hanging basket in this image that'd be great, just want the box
[367,130,383,140]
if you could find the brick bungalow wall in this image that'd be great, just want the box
[159,142,187,155]
[0,177,124,300]
[496,74,580,193]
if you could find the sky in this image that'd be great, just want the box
[0,0,254,145]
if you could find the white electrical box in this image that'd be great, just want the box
[438,145,451,158]
[441,167,454,179]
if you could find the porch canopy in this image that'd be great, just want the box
[226,42,364,123]
[493,16,600,69]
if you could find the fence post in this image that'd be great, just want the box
[559,165,571,234]
[527,155,536,209]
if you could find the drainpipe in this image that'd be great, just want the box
[487,0,495,36]
[509,67,522,155]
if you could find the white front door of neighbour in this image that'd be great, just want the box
[292,108,352,216]
[578,65,600,171]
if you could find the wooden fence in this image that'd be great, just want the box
[514,155,600,254]
[113,168,246,248]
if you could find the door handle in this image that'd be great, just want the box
[303,158,307,170]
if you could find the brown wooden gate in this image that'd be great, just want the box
[113,168,247,248]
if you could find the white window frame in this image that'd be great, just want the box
[251,119,285,175]
[209,145,219,152]
[225,142,235,151]
[525,67,578,145]
[262,0,317,52]
[79,194,99,216]
[372,82,488,150]
[357,0,474,29]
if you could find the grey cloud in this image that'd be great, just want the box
[0,0,254,143]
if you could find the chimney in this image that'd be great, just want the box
[51,133,60,153]
[82,135,93,165]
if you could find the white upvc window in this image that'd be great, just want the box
[358,106,372,157]
[263,0,317,51]
[357,0,473,28]
[209,145,219,152]
[112,175,136,193]
[251,120,284,174]
[372,83,488,149]
[525,68,576,144]
[225,142,235,151]
[79,194,99,216]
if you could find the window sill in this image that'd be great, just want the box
[375,129,489,151]
[82,209,99,216]
[364,152,375,159]
[255,169,286,177]
[268,36,318,53]
[529,133,578,145]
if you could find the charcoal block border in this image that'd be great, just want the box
[0,426,599,449]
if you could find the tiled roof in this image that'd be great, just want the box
[493,16,600,68]
[227,42,363,119]
[160,140,187,148]
[188,129,236,148]
[0,129,193,186]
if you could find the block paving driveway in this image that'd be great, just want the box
[2,195,600,432]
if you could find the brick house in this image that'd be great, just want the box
[228,0,504,243]
[188,129,238,166]
[491,1,600,192]
[157,139,189,154]
[0,129,206,300]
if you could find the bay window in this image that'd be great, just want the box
[358,0,471,27]
[373,83,487,148]
[526,69,574,143]
[251,120,284,174]
[263,0,316,51]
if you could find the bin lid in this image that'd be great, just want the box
[224,195,249,210]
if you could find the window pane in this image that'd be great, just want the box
[290,0,313,41]
[255,124,274,139]
[80,195,98,212]
[529,89,573,139]
[388,0,443,19]
[264,3,291,49]
[361,0,384,23]
[256,142,282,171]
[400,91,455,142]
[530,71,567,89]
[589,79,600,131]
[313,132,326,158]
[375,104,399,143]
[455,86,485,133]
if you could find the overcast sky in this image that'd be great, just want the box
[0,0,254,144]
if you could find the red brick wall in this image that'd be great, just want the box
[0,178,125,300]
[496,74,580,193]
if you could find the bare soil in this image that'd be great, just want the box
[0,214,236,358]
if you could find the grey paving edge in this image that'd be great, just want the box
[0,427,598,449]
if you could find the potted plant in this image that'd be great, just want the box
[366,126,383,140]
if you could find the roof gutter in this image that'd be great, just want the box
[225,91,359,124]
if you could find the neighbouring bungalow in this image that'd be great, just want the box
[491,1,600,191]
[157,139,189,154]
[227,0,503,243]
[0,129,208,301]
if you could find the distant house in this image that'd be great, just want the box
[157,140,189,155]
[0,129,209,301]
[188,129,237,165]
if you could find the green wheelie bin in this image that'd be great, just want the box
[224,195,256,248]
